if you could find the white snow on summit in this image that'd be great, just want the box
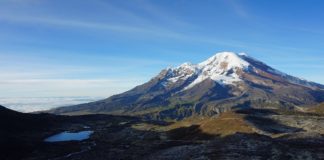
[184,52,250,89]
[163,62,196,85]
[162,52,251,89]
[198,52,249,70]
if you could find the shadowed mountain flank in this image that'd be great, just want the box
[244,115,304,134]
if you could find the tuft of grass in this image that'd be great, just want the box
[308,103,324,115]
[164,112,255,137]
[198,112,255,137]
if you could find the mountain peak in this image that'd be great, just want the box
[161,51,324,90]
[198,51,250,71]
[181,52,250,89]
[162,52,251,89]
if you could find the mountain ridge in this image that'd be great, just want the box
[50,52,324,119]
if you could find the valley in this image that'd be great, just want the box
[2,105,324,160]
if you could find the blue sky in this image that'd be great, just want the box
[1,0,324,97]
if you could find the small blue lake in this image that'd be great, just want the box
[44,130,94,142]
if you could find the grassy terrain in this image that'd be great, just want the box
[308,103,324,115]
[164,112,254,137]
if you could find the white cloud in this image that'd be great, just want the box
[0,78,145,97]
[224,0,249,18]
[0,8,248,48]
[0,51,171,97]
[0,96,103,113]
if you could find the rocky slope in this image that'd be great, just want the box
[50,52,324,119]
[5,105,324,160]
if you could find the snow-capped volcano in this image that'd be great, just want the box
[167,52,250,89]
[50,52,324,119]
[162,52,322,90]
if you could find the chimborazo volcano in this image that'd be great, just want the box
[51,52,324,119]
